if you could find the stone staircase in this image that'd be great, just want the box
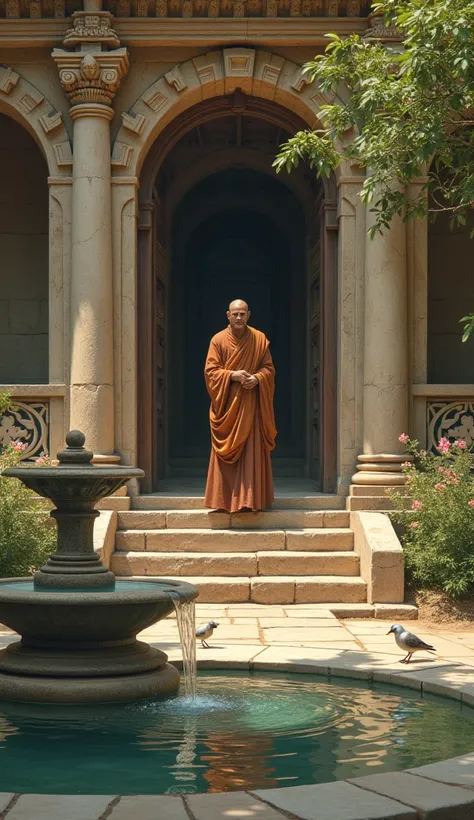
[110,493,369,604]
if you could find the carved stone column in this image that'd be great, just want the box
[352,197,409,486]
[53,13,128,461]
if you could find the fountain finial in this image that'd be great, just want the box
[57,430,93,466]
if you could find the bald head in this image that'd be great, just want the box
[227,299,250,338]
[228,299,249,313]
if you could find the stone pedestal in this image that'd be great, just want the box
[353,200,408,486]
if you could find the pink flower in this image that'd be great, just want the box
[469,499,474,508]
[455,439,467,449]
[399,433,409,444]
[402,461,412,468]
[35,456,46,465]
[410,521,419,528]
[434,482,445,491]
[11,441,27,452]
[438,437,451,454]
[412,500,422,511]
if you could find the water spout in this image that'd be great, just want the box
[172,598,197,699]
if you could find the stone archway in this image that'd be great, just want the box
[135,91,338,493]
[112,47,348,182]
[0,65,72,177]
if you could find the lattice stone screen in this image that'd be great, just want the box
[0,401,50,461]
[427,400,474,454]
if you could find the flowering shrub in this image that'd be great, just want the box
[389,435,474,598]
[0,396,56,577]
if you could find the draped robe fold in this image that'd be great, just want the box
[204,326,277,513]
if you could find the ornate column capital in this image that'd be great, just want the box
[53,48,129,107]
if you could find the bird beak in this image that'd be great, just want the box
[386,629,392,635]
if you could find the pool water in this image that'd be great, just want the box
[0,670,472,794]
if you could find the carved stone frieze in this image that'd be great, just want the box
[53,49,129,107]
[1,0,372,17]
[64,11,121,48]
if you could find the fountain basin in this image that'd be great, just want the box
[0,578,198,703]
[0,670,472,795]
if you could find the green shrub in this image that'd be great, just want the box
[389,435,474,598]
[0,441,56,578]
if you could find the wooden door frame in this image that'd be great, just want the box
[137,94,338,494]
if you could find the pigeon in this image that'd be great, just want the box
[195,620,219,648]
[387,623,436,664]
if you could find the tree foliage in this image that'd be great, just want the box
[274,0,474,336]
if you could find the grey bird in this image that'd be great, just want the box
[196,620,219,648]
[387,623,436,664]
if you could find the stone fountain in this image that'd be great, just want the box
[0,430,198,703]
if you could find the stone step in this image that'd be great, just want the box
[115,527,354,553]
[117,509,350,530]
[111,550,359,577]
[132,494,345,511]
[113,574,367,604]
[346,496,395,512]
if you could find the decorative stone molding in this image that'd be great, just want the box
[53,141,73,166]
[290,67,310,93]
[0,401,49,462]
[112,48,351,180]
[39,110,63,134]
[121,111,146,135]
[53,49,129,107]
[0,66,19,95]
[63,11,121,49]
[111,141,134,168]
[18,89,44,114]
[165,67,187,93]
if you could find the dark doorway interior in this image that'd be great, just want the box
[168,168,306,475]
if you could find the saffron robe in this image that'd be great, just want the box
[204,326,277,512]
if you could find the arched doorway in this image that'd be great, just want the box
[137,94,338,493]
[0,113,49,384]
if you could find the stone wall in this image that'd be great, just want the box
[0,113,49,384]
[428,210,474,384]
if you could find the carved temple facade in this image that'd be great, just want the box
[0,1,473,496]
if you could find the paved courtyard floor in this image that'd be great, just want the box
[0,604,474,819]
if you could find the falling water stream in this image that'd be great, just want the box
[173,598,197,699]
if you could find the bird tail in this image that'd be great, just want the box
[427,647,436,653]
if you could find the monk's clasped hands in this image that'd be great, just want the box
[231,370,257,389]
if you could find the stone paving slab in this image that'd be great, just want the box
[0,795,14,812]
[109,795,189,820]
[408,753,474,790]
[253,782,416,820]
[347,771,474,819]
[5,794,113,820]
[187,791,287,820]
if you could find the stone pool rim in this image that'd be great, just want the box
[0,657,473,819]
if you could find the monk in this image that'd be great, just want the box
[204,299,277,513]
